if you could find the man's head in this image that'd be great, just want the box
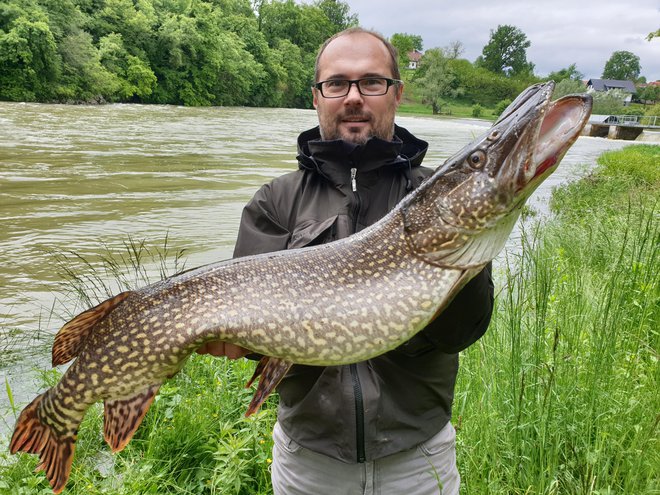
[313,28,403,145]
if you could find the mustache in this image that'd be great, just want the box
[339,109,372,120]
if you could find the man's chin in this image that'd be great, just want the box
[341,133,369,145]
[339,126,371,145]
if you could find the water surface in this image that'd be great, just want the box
[0,102,630,427]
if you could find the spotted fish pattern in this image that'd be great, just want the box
[9,82,592,493]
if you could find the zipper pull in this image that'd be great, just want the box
[350,168,357,192]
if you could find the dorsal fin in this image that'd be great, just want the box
[52,291,133,367]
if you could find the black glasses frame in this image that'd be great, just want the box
[313,78,402,98]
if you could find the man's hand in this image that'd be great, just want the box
[196,341,251,359]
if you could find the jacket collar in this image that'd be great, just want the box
[296,124,428,187]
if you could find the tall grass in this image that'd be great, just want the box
[1,145,658,494]
[456,144,659,493]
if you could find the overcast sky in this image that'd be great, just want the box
[342,0,660,82]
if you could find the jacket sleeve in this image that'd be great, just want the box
[418,263,494,353]
[233,183,291,258]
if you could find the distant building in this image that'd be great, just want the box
[586,79,637,105]
[406,49,423,70]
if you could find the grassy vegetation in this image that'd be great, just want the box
[456,144,659,493]
[399,69,498,120]
[1,145,658,494]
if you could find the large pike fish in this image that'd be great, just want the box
[10,82,591,493]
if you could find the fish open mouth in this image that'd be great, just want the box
[530,91,593,182]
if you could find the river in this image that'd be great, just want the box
[0,102,630,429]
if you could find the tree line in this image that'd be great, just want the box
[392,25,659,117]
[2,3,657,113]
[0,0,356,106]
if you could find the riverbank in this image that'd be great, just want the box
[1,144,658,494]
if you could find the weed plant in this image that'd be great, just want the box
[1,145,658,494]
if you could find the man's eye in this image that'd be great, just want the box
[362,79,384,87]
[325,80,345,88]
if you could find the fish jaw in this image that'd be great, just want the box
[400,81,592,268]
[523,92,594,193]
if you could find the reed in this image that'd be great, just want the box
[456,144,659,494]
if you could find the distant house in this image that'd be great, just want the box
[406,49,423,70]
[586,79,637,105]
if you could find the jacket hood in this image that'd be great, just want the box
[296,125,428,187]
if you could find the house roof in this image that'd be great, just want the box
[407,49,423,62]
[587,79,636,93]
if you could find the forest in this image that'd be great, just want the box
[2,0,657,116]
[0,0,358,106]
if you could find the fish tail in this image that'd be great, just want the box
[9,393,77,494]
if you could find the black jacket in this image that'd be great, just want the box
[233,125,494,462]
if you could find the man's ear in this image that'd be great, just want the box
[394,83,404,108]
[312,87,319,109]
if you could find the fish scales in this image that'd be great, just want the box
[35,214,457,442]
[9,82,593,493]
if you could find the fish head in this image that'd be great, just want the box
[401,81,592,268]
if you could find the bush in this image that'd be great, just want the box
[471,104,483,118]
[494,99,512,116]
[644,103,660,116]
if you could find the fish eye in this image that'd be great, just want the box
[468,150,487,169]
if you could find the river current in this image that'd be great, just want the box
[0,102,630,428]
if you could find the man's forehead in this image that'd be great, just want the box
[317,33,392,78]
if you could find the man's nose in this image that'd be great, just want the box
[344,83,364,104]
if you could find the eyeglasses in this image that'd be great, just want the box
[313,78,402,98]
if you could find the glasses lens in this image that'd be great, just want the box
[318,78,393,97]
[358,78,388,95]
[322,80,350,97]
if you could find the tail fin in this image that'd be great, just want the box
[9,393,77,494]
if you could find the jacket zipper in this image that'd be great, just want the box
[350,167,362,233]
[350,363,366,462]
[349,167,366,463]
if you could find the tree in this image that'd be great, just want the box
[602,50,641,81]
[637,85,660,105]
[591,89,626,115]
[0,12,61,101]
[443,40,464,60]
[390,32,423,69]
[414,48,462,114]
[477,24,534,77]
[314,0,357,31]
[448,58,527,106]
[552,78,587,99]
[647,28,660,41]
[546,63,583,83]
[98,33,156,100]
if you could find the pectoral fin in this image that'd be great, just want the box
[245,357,292,417]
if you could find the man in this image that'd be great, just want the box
[198,27,493,494]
